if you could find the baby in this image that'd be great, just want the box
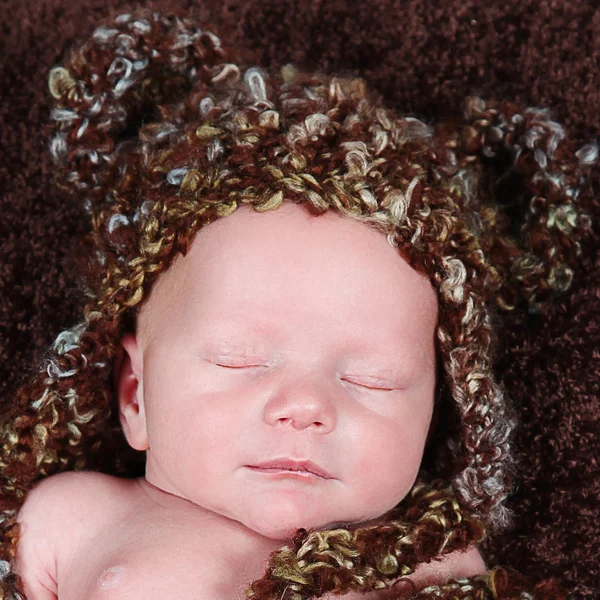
[2,7,590,600]
[13,202,486,599]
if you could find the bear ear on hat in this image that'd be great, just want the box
[434,95,598,316]
[45,6,244,222]
[412,95,599,537]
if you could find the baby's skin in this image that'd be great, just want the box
[16,471,485,599]
[14,203,486,598]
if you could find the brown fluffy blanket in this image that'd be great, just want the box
[0,1,598,597]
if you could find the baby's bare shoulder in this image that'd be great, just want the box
[19,470,134,532]
[15,471,135,598]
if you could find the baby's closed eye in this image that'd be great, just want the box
[205,355,405,391]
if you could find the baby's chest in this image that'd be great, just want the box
[59,510,262,600]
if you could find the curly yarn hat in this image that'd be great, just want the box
[0,7,597,600]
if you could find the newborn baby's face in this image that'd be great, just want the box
[116,202,439,540]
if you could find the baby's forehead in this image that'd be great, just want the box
[133,202,438,365]
[153,202,435,297]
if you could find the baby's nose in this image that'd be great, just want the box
[262,374,336,432]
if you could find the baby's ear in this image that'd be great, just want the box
[115,333,149,451]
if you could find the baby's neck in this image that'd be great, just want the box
[136,475,395,538]
[135,477,291,553]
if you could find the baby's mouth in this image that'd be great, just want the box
[247,458,333,479]
[247,467,325,480]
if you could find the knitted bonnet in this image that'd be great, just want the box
[0,6,597,600]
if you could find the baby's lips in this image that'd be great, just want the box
[251,458,333,479]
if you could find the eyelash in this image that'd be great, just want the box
[343,379,396,392]
[211,362,396,392]
[212,361,263,369]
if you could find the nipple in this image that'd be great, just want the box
[98,566,125,589]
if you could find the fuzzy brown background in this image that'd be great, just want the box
[0,0,598,598]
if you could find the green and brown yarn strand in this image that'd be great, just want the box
[0,7,596,599]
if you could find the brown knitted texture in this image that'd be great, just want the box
[0,7,595,600]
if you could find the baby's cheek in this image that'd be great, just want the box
[350,424,424,508]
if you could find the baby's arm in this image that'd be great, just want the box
[320,544,486,600]
[13,476,62,599]
[394,544,487,596]
[406,543,487,589]
[13,470,129,600]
